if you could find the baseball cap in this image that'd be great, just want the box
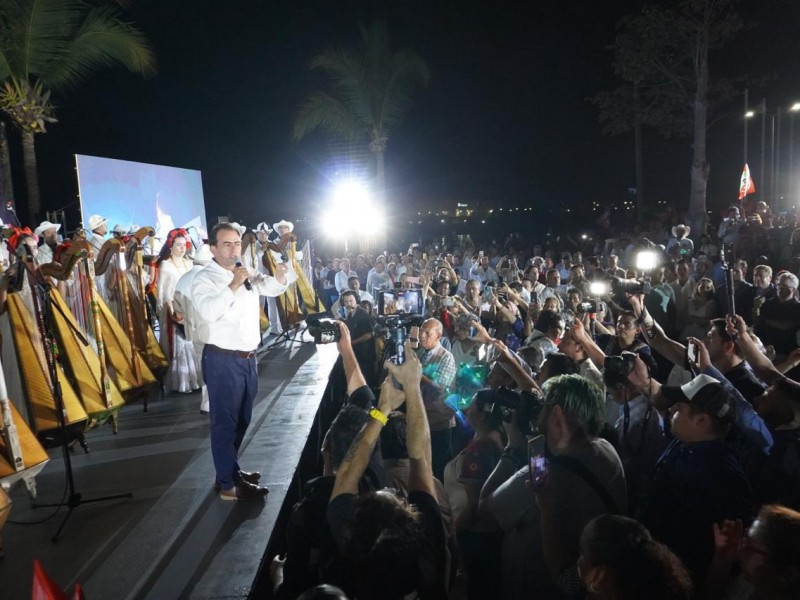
[660,374,735,423]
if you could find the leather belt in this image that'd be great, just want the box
[206,344,256,359]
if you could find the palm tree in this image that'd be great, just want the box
[0,0,156,224]
[293,19,430,202]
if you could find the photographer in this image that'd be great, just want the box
[326,342,448,599]
[718,206,743,248]
[324,291,377,407]
[478,374,627,599]
[603,353,667,512]
[272,324,387,598]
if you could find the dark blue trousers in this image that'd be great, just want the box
[203,347,259,490]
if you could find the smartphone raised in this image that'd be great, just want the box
[686,341,698,367]
[528,435,547,486]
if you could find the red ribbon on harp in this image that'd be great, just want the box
[7,226,38,252]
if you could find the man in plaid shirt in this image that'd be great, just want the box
[417,318,457,479]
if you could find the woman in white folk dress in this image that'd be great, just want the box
[156,228,202,393]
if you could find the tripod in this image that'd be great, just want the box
[28,278,132,542]
[267,320,310,348]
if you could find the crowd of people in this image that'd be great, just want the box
[2,200,800,598]
[268,202,800,599]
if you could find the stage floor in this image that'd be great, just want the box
[0,337,337,600]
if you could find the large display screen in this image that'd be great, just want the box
[75,154,208,250]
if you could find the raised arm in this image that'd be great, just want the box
[330,376,406,500]
[628,294,685,366]
[727,314,784,384]
[334,321,366,395]
[386,345,436,498]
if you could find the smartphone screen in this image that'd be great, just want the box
[528,435,547,486]
[686,342,698,365]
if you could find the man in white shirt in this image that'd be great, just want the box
[335,258,357,294]
[86,214,108,255]
[366,259,391,298]
[191,223,295,500]
[347,275,374,304]
[34,220,61,265]
[468,255,499,284]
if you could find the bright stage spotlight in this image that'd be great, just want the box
[322,179,385,242]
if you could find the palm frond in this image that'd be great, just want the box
[294,17,429,158]
[45,5,155,89]
[17,0,81,78]
[293,91,367,142]
[0,0,154,89]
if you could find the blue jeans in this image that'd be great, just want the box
[203,347,259,490]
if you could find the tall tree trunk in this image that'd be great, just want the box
[688,52,710,240]
[0,123,14,207]
[21,130,41,225]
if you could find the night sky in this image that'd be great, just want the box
[9,0,800,234]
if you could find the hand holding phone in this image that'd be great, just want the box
[528,435,547,486]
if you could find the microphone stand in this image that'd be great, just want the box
[25,258,132,542]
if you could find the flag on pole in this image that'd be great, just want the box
[738,163,756,200]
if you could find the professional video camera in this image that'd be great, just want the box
[475,386,544,436]
[374,289,426,364]
[610,276,652,296]
[604,353,638,378]
[307,316,341,344]
[576,299,606,314]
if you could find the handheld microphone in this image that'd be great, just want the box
[234,258,252,290]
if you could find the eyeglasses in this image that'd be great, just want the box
[616,321,636,329]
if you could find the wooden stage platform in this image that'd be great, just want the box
[0,336,337,599]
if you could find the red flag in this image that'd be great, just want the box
[32,560,68,600]
[738,163,756,200]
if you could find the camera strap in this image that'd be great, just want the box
[549,455,620,515]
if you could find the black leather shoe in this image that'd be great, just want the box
[237,470,261,484]
[214,470,262,491]
[219,479,269,501]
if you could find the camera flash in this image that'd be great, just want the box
[589,281,608,296]
[636,250,658,271]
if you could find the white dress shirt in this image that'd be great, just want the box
[335,269,357,293]
[191,260,296,351]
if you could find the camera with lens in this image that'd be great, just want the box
[497,292,509,303]
[374,314,424,365]
[307,316,341,344]
[604,353,637,378]
[478,386,544,436]
[577,299,601,314]
[610,276,652,296]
